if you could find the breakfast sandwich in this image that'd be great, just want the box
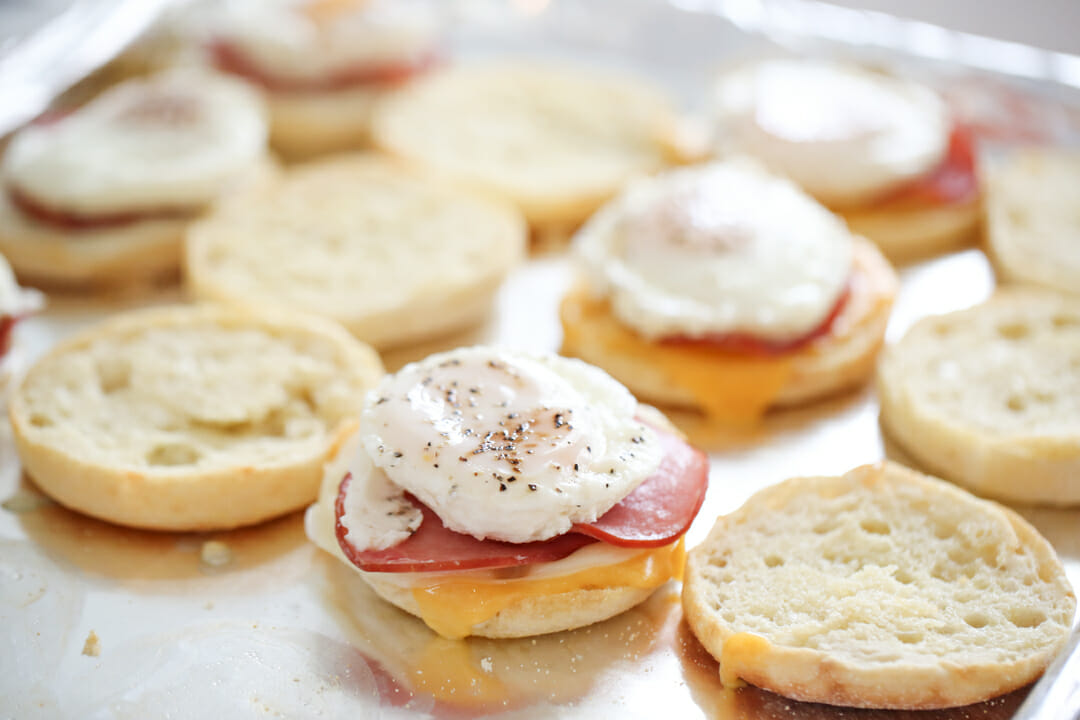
[0,70,271,287]
[208,0,440,159]
[306,346,708,639]
[561,159,898,428]
[714,58,980,260]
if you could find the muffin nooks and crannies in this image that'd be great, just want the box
[9,304,383,530]
[208,0,440,159]
[371,63,682,233]
[186,155,526,350]
[683,462,1075,709]
[714,59,980,259]
[984,148,1080,296]
[878,290,1080,505]
[0,70,271,287]
[305,346,707,639]
[561,160,897,426]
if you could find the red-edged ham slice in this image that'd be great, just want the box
[335,478,596,573]
[658,283,850,356]
[570,426,707,547]
[873,124,978,208]
[209,41,439,94]
[0,316,14,359]
[335,424,708,573]
[7,186,192,231]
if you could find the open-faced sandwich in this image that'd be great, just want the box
[561,160,898,428]
[208,0,440,159]
[714,58,979,260]
[0,70,270,287]
[306,346,708,639]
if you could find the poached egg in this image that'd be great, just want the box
[339,347,663,546]
[714,59,950,208]
[3,71,267,217]
[575,160,854,344]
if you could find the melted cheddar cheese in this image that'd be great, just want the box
[719,632,773,687]
[561,288,793,425]
[410,539,685,639]
[561,240,897,427]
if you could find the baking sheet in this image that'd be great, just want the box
[3,1,1080,717]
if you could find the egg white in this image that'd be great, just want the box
[354,347,662,544]
[714,59,949,207]
[576,160,853,342]
[2,70,268,216]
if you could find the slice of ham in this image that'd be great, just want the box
[871,124,978,208]
[209,41,439,94]
[335,424,708,573]
[0,316,14,359]
[7,109,196,231]
[658,282,850,356]
[335,480,596,573]
[570,426,708,547]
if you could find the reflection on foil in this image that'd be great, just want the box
[0,541,87,719]
[13,476,313,594]
[317,551,682,717]
[59,623,417,719]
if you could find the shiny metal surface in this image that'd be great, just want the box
[2,2,1080,718]
[1,251,1075,719]
[0,0,177,134]
[1014,627,1080,720]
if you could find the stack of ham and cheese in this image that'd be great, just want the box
[714,59,980,259]
[561,160,898,428]
[0,70,270,287]
[306,346,708,639]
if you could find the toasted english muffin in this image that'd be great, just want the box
[370,63,682,229]
[9,304,383,530]
[265,87,382,160]
[0,191,188,288]
[186,154,526,350]
[840,198,981,262]
[984,149,1080,295]
[683,462,1075,709]
[878,290,1080,505]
